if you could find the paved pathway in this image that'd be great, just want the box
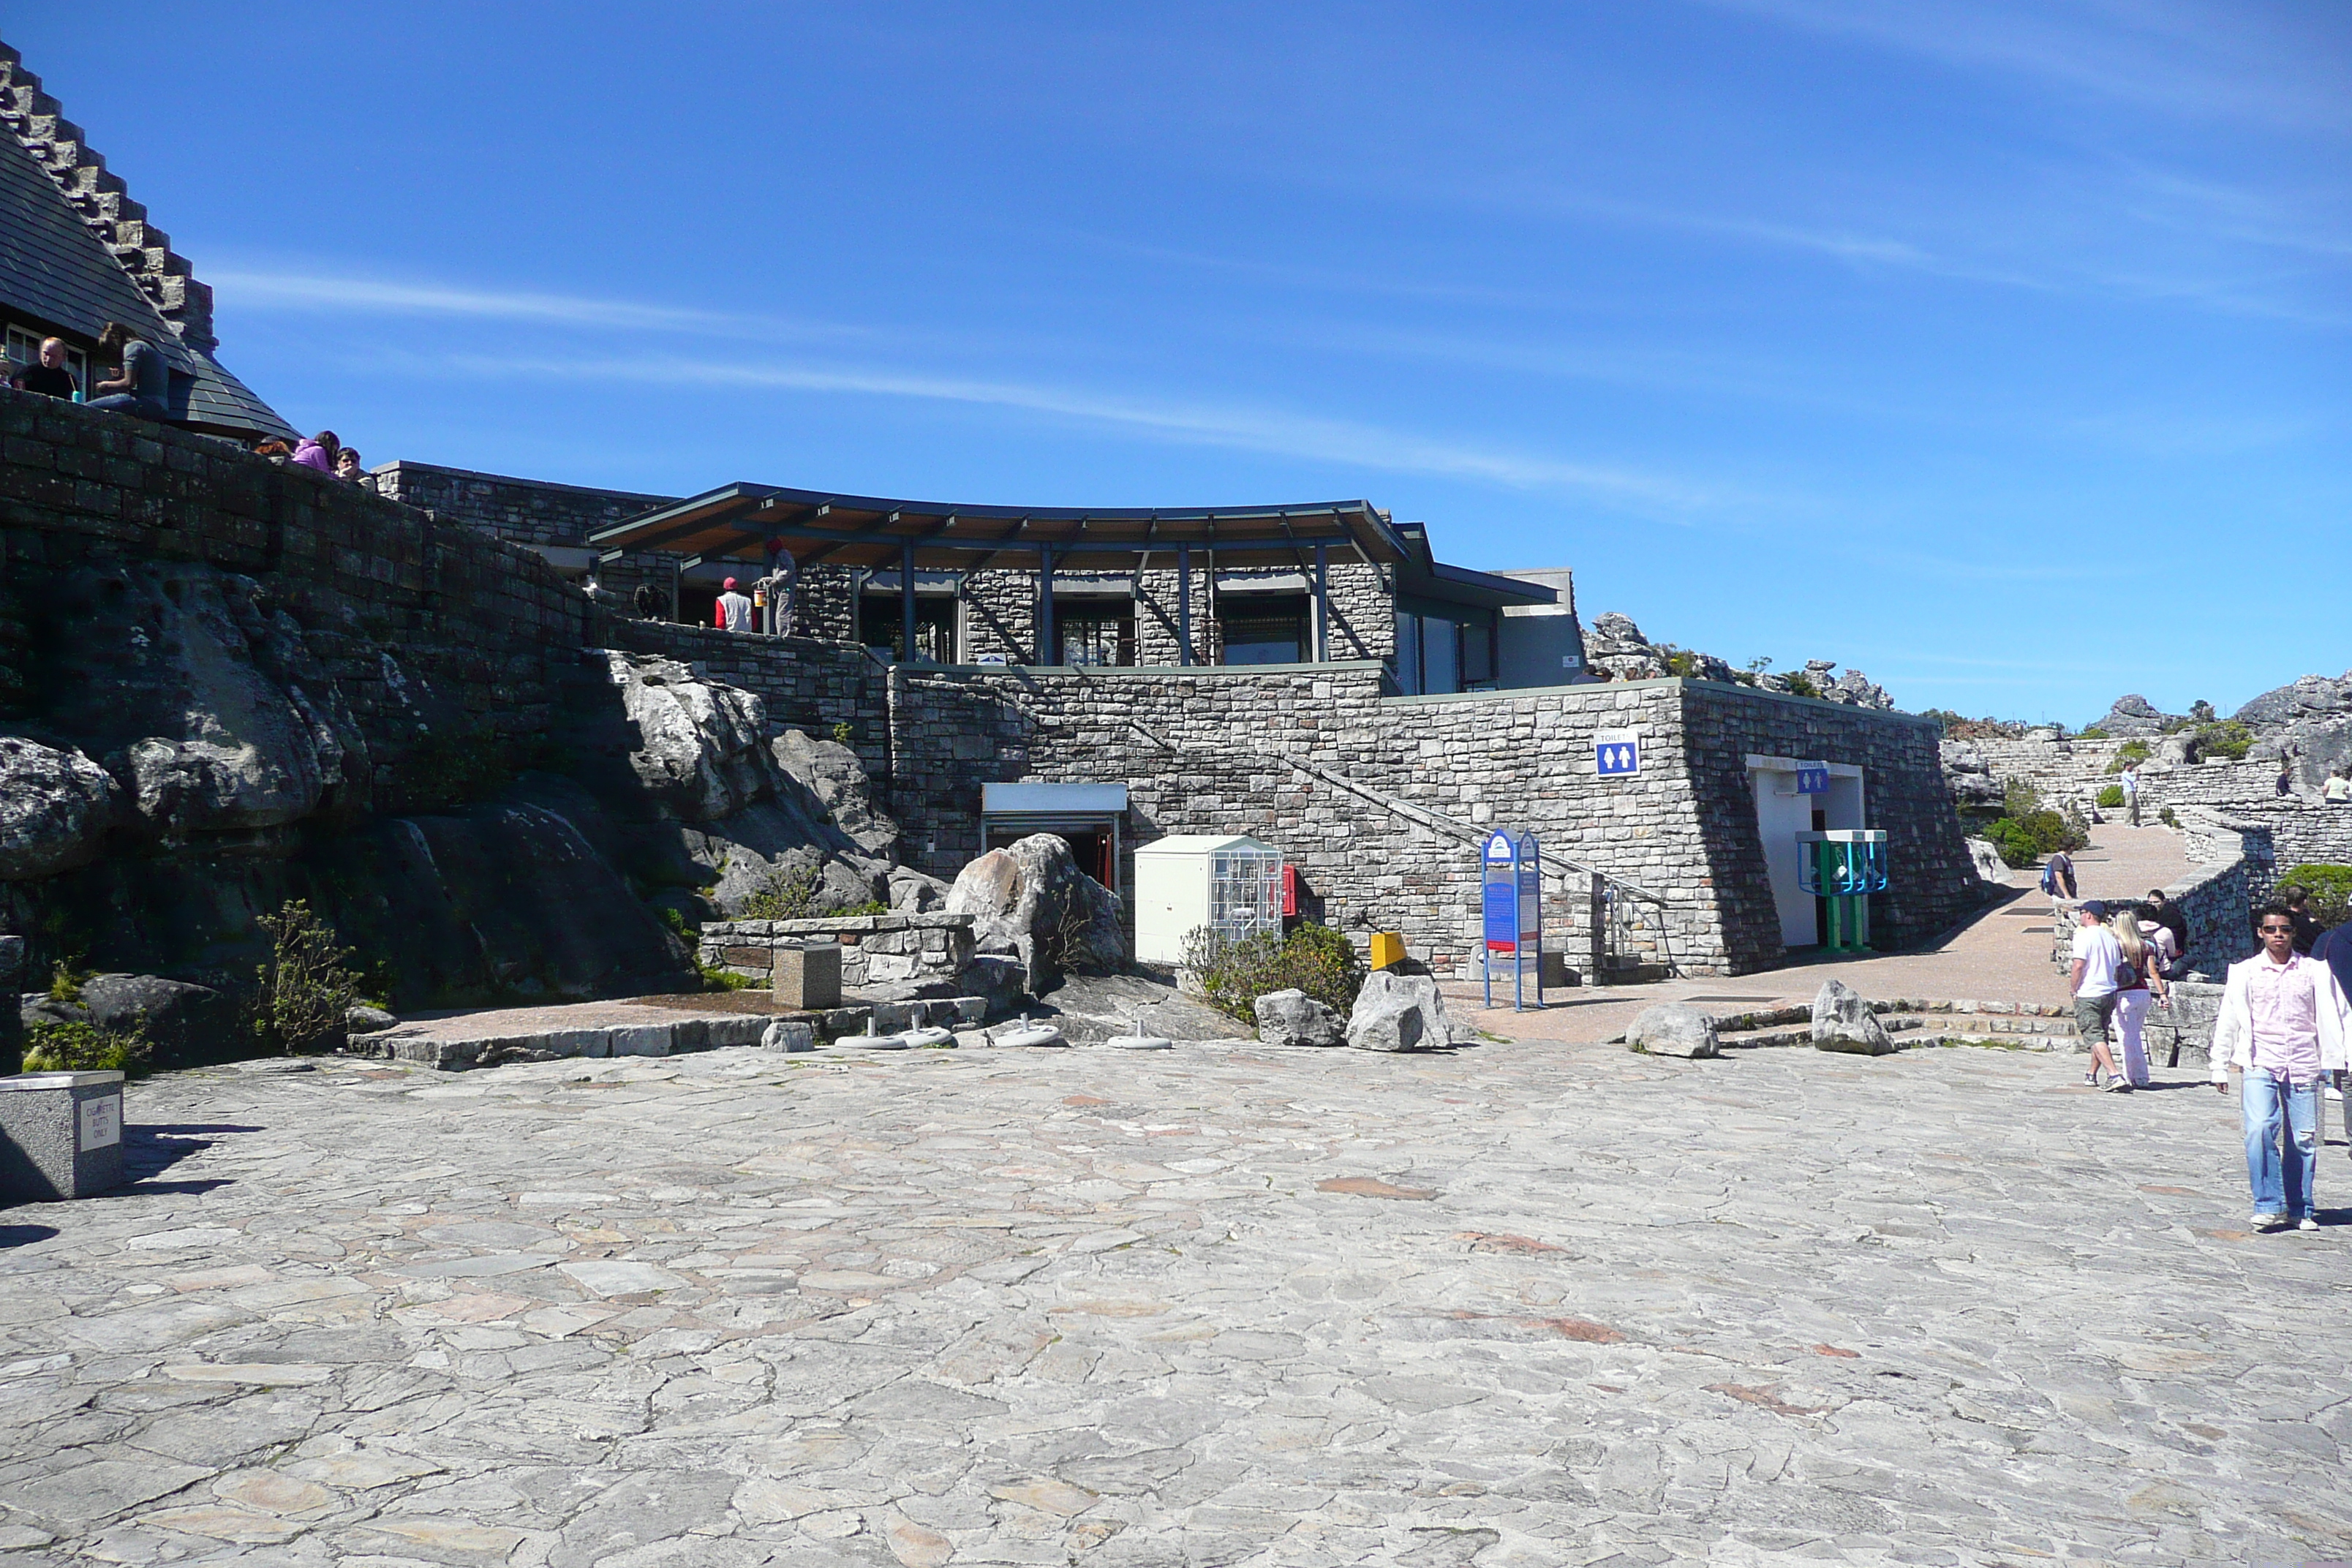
[1451,822,2193,1045]
[3,1026,2345,1564]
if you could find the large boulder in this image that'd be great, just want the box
[1812,979,1895,1055]
[1964,837,2012,885]
[774,729,899,858]
[0,736,118,881]
[1255,988,1345,1048]
[1625,1003,1719,1058]
[78,973,236,1067]
[1346,970,1452,1052]
[2097,694,2177,737]
[598,652,780,823]
[1583,612,1670,682]
[945,834,1125,992]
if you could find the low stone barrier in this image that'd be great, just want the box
[700,913,976,990]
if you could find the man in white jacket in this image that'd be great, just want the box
[2211,901,2352,1231]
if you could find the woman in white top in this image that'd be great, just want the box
[2109,908,2169,1088]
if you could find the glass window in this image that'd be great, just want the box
[1421,615,1459,694]
[1394,611,1422,695]
[1056,608,1134,667]
[1218,595,1308,666]
[4,328,87,397]
[861,594,957,663]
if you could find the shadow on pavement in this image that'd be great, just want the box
[110,1122,263,1197]
[0,1224,61,1248]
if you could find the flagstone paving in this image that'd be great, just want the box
[1,1034,2346,1565]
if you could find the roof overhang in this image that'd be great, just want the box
[1395,559,1562,611]
[590,483,1411,571]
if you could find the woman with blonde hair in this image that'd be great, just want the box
[2110,906,2169,1089]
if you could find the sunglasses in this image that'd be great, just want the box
[2260,924,2294,935]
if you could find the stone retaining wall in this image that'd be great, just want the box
[698,913,976,990]
[608,619,892,779]
[2178,804,2352,911]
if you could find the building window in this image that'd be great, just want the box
[1218,595,1308,666]
[861,593,958,663]
[1392,609,1493,695]
[4,327,88,396]
[1056,606,1134,667]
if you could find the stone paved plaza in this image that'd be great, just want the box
[2,1037,2348,1567]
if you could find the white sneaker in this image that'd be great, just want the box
[2251,1213,2285,1229]
[2297,1216,2320,1231]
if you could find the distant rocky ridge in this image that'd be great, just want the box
[1582,611,1896,712]
[2091,675,2351,786]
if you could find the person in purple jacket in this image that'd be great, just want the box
[290,431,342,475]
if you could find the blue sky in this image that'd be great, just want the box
[20,2,2348,722]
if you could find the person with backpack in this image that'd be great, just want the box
[2069,900,2127,1090]
[2040,849,2076,911]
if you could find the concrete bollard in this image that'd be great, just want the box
[1,1071,127,1202]
[774,943,843,1011]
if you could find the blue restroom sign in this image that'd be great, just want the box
[1796,764,1831,794]
[1594,728,1640,777]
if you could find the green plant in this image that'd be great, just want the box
[2077,725,2108,739]
[838,899,889,916]
[697,957,761,992]
[831,721,854,746]
[1983,803,2089,868]
[1662,649,1699,679]
[46,959,90,1006]
[739,864,821,921]
[2095,785,2125,809]
[1181,921,1366,1024]
[23,1017,151,1075]
[2280,865,2352,928]
[659,906,696,938]
[2160,806,2178,828]
[1782,671,1820,699]
[2106,740,2152,772]
[2193,720,2253,761]
[251,900,363,1055]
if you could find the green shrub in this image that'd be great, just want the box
[2106,741,2152,772]
[46,960,89,1006]
[1984,806,2089,868]
[2160,806,2178,828]
[2193,720,2253,761]
[2095,785,2125,809]
[739,864,820,921]
[1662,649,1698,679]
[831,721,854,746]
[252,900,363,1055]
[697,957,761,992]
[2280,865,2352,928]
[2076,725,2108,739]
[1782,672,1820,699]
[23,1018,151,1076]
[1181,922,1365,1024]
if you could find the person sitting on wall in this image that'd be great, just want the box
[290,431,342,475]
[715,577,754,633]
[86,322,170,420]
[632,582,664,622]
[2145,887,2192,977]
[9,337,79,399]
[334,448,366,485]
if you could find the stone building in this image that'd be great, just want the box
[0,43,293,443]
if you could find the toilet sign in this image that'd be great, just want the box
[1796,763,1831,794]
[1595,728,1640,777]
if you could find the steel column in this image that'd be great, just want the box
[1313,543,1330,663]
[1038,544,1056,666]
[900,542,917,663]
[1176,545,1192,666]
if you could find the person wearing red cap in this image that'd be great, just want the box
[715,576,753,633]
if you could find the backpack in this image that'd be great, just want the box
[2039,861,2058,894]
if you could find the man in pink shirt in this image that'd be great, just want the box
[2211,902,2352,1230]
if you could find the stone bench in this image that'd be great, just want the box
[1,1071,126,1202]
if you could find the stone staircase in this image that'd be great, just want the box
[1695,990,2217,1067]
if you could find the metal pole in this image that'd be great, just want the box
[900,541,916,664]
[1038,544,1056,666]
[1177,544,1192,667]
[1313,543,1330,663]
[1590,872,1605,986]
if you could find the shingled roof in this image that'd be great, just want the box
[0,39,294,442]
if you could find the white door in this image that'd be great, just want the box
[1752,770,1817,948]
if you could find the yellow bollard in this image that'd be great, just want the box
[1368,931,1406,971]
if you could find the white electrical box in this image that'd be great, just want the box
[1132,834,1284,965]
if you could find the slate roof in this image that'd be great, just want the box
[0,75,293,442]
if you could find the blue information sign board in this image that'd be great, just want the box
[1480,829,1544,1011]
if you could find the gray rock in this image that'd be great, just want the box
[944,834,1125,993]
[1964,837,2012,885]
[1254,988,1345,1048]
[347,1004,399,1036]
[774,729,899,857]
[1032,971,1251,1043]
[80,975,234,1067]
[2156,734,2197,766]
[1625,1003,1719,1058]
[0,736,118,881]
[1812,978,1895,1055]
[600,652,780,823]
[2096,694,2176,738]
[1346,970,1452,1053]
[760,1019,815,1053]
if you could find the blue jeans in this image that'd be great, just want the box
[2242,1073,2320,1218]
[85,393,167,421]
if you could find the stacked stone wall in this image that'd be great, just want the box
[884,667,1974,976]
[2177,804,2352,911]
[0,391,602,791]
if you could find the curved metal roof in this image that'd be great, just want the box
[589,482,1412,572]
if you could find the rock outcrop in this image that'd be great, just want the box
[2236,671,2351,788]
[1584,611,1895,710]
[1345,970,1453,1052]
[2095,694,2179,737]
[1625,1003,1719,1058]
[945,834,1126,994]
[1812,979,1895,1055]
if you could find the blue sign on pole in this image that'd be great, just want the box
[1796,764,1831,795]
[1595,728,1640,777]
[1480,829,1544,1012]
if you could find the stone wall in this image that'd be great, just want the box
[883,666,1975,977]
[370,461,674,551]
[2178,803,2352,911]
[0,391,601,796]
[698,913,974,990]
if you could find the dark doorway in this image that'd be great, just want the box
[861,595,957,663]
[1218,595,1308,665]
[1055,606,1135,668]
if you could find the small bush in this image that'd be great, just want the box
[1782,672,1820,699]
[2280,865,2352,928]
[252,900,363,1055]
[2106,740,2152,772]
[1984,806,2089,868]
[23,1018,151,1076]
[698,957,761,992]
[46,960,89,1006]
[2077,725,2108,739]
[1662,649,1698,679]
[739,864,820,921]
[2095,785,2125,809]
[2160,806,2179,828]
[2193,720,2253,761]
[831,721,854,746]
[1182,922,1365,1024]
